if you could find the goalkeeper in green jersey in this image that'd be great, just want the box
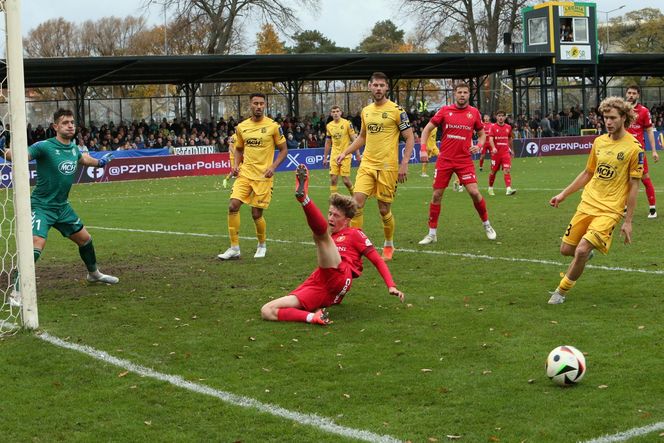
[5,109,118,305]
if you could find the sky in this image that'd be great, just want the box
[19,0,664,52]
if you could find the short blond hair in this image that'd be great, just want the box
[598,96,636,128]
[329,193,357,219]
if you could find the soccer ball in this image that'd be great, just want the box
[546,345,586,386]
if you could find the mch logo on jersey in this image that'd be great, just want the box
[367,123,384,133]
[246,138,262,147]
[58,160,77,175]
[596,163,616,180]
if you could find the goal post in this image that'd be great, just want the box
[1,0,38,331]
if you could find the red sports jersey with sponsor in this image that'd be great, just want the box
[490,123,512,154]
[483,122,493,148]
[627,103,653,149]
[333,227,375,278]
[430,104,483,164]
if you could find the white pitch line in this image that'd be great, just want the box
[580,421,664,442]
[37,332,401,443]
[88,225,664,276]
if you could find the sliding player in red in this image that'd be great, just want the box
[260,165,404,325]
[487,110,517,196]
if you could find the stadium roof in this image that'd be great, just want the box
[13,53,557,88]
[556,53,664,78]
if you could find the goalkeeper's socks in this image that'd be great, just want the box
[78,238,98,273]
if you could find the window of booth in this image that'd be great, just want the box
[560,17,589,43]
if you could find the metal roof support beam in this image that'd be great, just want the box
[287,80,300,117]
[181,82,199,123]
[69,85,88,127]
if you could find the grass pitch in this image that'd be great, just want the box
[1,155,663,442]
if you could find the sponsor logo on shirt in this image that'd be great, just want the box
[367,123,384,133]
[246,138,262,147]
[446,124,472,131]
[58,160,77,175]
[596,163,616,180]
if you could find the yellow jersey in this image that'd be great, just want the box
[326,118,356,158]
[578,132,643,220]
[360,100,410,171]
[427,127,438,150]
[234,117,286,181]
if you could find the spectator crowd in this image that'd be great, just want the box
[18,102,664,153]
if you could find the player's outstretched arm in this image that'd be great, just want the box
[80,152,113,168]
[388,286,405,302]
[365,248,403,302]
[337,127,366,165]
[398,127,415,183]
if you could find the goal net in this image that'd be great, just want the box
[0,0,38,335]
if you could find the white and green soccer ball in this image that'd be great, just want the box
[546,345,586,386]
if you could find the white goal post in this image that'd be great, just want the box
[1,0,38,332]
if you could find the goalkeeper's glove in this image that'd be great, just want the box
[97,153,113,168]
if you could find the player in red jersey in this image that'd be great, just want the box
[487,110,517,196]
[626,85,659,218]
[260,165,404,325]
[417,83,497,245]
[478,114,493,171]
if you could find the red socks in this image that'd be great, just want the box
[474,198,489,222]
[642,177,656,206]
[301,199,328,236]
[428,202,441,229]
[277,308,309,323]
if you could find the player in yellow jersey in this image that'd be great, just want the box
[547,97,643,304]
[218,93,288,260]
[336,72,415,261]
[420,125,439,177]
[323,105,357,194]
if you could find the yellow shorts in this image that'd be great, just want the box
[562,211,619,254]
[330,156,352,177]
[426,145,440,158]
[353,166,398,203]
[230,175,273,209]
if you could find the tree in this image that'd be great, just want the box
[436,32,470,53]
[23,18,84,57]
[610,8,664,53]
[289,30,349,53]
[80,16,148,56]
[256,23,287,55]
[357,20,405,53]
[143,0,318,55]
[399,0,529,53]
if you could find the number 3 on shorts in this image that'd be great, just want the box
[564,223,572,237]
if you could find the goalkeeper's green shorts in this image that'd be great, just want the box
[31,203,84,239]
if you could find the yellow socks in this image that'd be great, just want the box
[228,211,240,247]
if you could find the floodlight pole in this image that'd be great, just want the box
[598,5,625,53]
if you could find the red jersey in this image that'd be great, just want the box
[430,104,483,164]
[333,227,374,278]
[490,123,512,153]
[482,122,493,148]
[627,103,652,149]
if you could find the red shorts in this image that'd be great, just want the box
[643,152,649,175]
[291,261,353,311]
[490,151,512,171]
[482,145,492,155]
[433,161,477,189]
